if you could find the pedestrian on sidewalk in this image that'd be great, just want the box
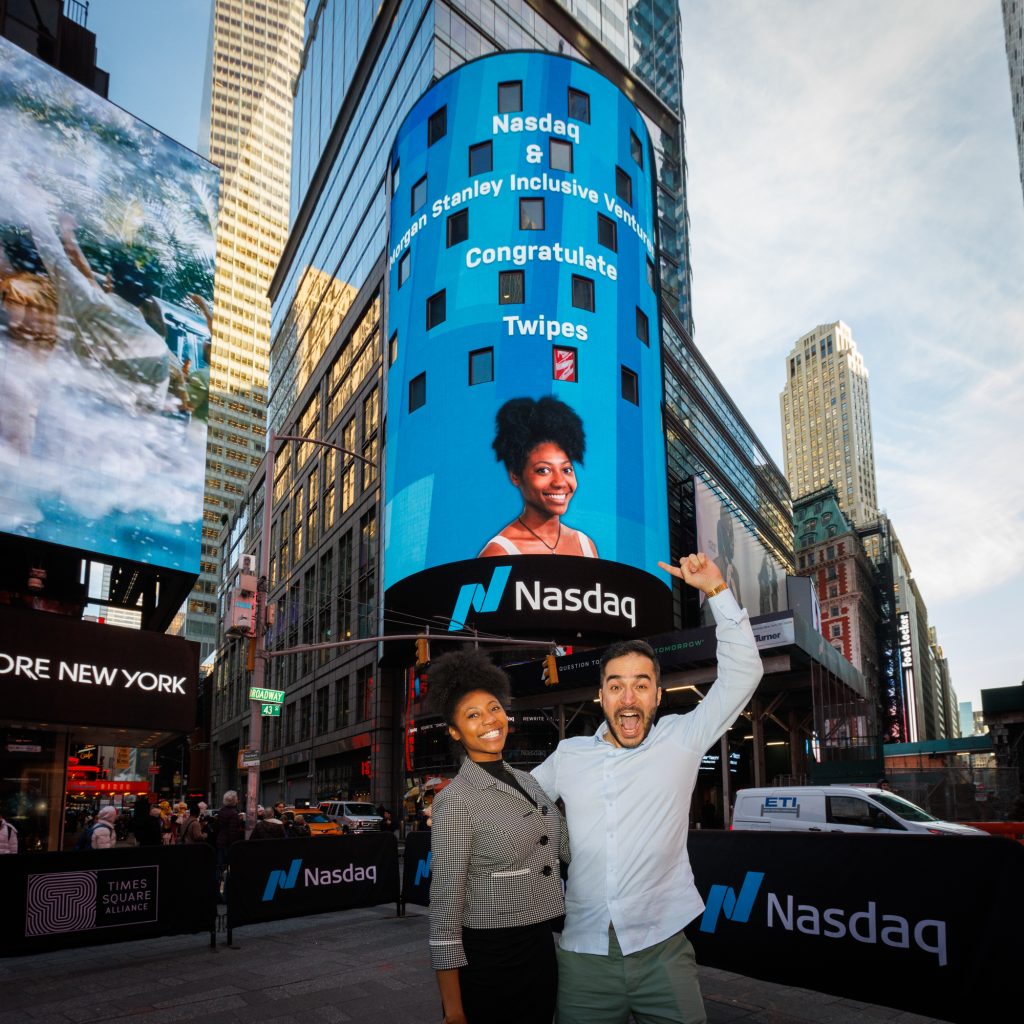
[533,552,763,1024]
[0,811,18,854]
[180,803,207,844]
[250,809,286,840]
[90,806,118,849]
[213,790,245,897]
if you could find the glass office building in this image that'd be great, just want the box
[208,0,792,807]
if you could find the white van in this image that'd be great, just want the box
[319,800,383,833]
[731,786,987,836]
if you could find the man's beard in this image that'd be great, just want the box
[603,706,656,748]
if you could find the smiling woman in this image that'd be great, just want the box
[425,650,568,1024]
[479,395,599,558]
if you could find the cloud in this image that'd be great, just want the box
[680,0,1024,698]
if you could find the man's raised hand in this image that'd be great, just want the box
[657,552,726,596]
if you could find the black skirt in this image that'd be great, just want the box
[459,919,560,1024]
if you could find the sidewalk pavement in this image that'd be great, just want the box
[0,904,947,1024]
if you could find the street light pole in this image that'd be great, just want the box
[244,432,377,832]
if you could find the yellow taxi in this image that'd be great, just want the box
[286,806,342,837]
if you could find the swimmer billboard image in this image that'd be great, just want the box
[0,37,217,573]
[384,53,671,639]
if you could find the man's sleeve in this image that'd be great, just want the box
[428,791,472,971]
[531,749,560,802]
[679,588,763,753]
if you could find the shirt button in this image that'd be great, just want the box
[542,866,553,876]
[538,834,549,845]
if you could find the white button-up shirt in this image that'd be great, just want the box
[532,590,763,956]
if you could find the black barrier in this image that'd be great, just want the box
[0,844,217,957]
[686,831,1024,1023]
[402,829,432,909]
[226,832,399,936]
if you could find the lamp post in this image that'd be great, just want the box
[245,433,377,832]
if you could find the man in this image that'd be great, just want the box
[533,552,763,1024]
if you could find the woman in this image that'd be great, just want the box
[428,650,567,1024]
[479,396,598,558]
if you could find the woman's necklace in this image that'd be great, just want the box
[518,515,561,552]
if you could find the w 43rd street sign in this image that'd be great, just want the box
[260,703,281,717]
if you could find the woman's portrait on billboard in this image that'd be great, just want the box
[479,395,599,558]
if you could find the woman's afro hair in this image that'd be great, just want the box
[426,648,512,726]
[492,396,586,474]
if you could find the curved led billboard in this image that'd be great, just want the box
[0,37,217,573]
[384,53,670,638]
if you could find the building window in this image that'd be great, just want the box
[629,129,644,168]
[550,138,573,172]
[615,166,632,205]
[398,250,410,286]
[830,606,839,617]
[411,175,427,214]
[469,347,494,385]
[520,197,544,230]
[827,566,838,580]
[426,289,446,329]
[553,346,577,382]
[828,584,838,598]
[646,258,656,289]
[499,269,525,304]
[428,105,447,146]
[831,624,842,639]
[826,545,836,559]
[469,140,492,175]
[391,160,400,192]
[498,80,522,113]
[447,209,468,247]
[621,366,639,405]
[568,87,590,122]
[409,372,426,412]
[571,274,594,311]
[388,331,397,366]
[636,307,649,345]
[597,213,617,251]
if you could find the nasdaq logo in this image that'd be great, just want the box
[700,870,765,933]
[262,858,302,902]
[414,851,432,886]
[448,566,511,631]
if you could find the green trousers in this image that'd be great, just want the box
[556,926,708,1024]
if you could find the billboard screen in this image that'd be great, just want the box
[693,477,787,617]
[383,52,671,639]
[0,37,217,573]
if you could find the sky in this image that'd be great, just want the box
[81,1,1023,710]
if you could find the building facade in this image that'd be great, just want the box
[209,0,792,809]
[780,320,878,527]
[793,484,879,700]
[174,0,304,659]
[1003,0,1024,205]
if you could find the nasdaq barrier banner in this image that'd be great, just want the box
[0,844,216,956]
[384,52,671,641]
[687,831,1024,1023]
[227,833,399,931]
[401,829,432,908]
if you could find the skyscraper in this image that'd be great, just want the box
[209,0,793,806]
[1003,0,1024,204]
[780,320,878,527]
[176,0,304,658]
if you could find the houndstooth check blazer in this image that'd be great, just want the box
[428,757,569,971]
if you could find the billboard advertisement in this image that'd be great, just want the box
[0,37,217,573]
[693,477,787,617]
[383,52,671,639]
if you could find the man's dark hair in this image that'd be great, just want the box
[599,639,661,687]
[492,396,585,474]
[427,648,512,725]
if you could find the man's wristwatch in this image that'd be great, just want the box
[705,581,728,599]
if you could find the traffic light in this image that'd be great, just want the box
[542,653,559,687]
[415,635,431,667]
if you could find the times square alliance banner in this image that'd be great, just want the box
[0,37,217,573]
